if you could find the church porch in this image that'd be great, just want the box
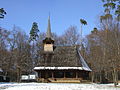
[35,69,89,83]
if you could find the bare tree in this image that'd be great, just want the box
[59,25,80,46]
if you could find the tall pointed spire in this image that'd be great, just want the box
[46,15,52,38]
[43,15,54,52]
[43,14,54,44]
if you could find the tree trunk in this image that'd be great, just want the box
[80,24,83,49]
[17,66,21,82]
[113,67,118,87]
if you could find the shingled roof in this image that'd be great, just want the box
[36,45,91,71]
[34,16,91,71]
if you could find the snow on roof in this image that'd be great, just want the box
[34,46,92,71]
[77,49,92,71]
[34,67,91,71]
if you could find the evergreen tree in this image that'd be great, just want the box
[0,8,6,19]
[80,19,87,45]
[29,22,39,68]
[29,22,39,41]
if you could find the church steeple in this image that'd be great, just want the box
[43,15,54,52]
[46,15,52,38]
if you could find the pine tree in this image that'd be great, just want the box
[0,8,6,19]
[80,19,87,46]
[29,22,39,68]
[29,22,39,41]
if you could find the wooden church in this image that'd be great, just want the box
[34,16,92,83]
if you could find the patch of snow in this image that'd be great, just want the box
[34,67,83,70]
[0,83,119,90]
[77,49,92,71]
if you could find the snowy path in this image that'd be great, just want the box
[0,83,120,90]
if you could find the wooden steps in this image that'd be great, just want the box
[49,79,81,83]
[37,78,91,83]
[38,78,82,83]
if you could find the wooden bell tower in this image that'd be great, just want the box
[43,15,54,52]
[43,16,54,66]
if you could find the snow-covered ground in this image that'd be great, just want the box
[0,83,120,90]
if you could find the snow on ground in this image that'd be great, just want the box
[0,83,120,90]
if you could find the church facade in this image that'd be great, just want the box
[34,16,92,83]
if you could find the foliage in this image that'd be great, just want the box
[29,22,39,41]
[101,0,120,22]
[80,19,87,25]
[0,8,6,19]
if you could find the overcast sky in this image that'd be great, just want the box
[0,0,104,36]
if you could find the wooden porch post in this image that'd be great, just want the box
[40,72,41,78]
[52,71,54,78]
[76,71,78,78]
[64,71,66,78]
